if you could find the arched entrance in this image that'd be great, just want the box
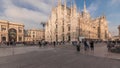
[8,28,17,42]
[2,37,6,42]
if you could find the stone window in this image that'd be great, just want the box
[1,36,6,42]
[68,25,70,31]
[1,25,6,31]
[33,32,35,34]
[19,37,22,41]
[67,33,71,42]
[33,35,35,38]
[62,26,64,32]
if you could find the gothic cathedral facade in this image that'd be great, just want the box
[45,0,109,42]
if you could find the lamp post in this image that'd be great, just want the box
[55,22,58,43]
[89,31,90,40]
[118,25,120,40]
[41,22,46,41]
[78,17,81,41]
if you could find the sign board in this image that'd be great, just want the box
[79,37,85,41]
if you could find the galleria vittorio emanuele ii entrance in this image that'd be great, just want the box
[0,20,24,45]
[8,28,17,42]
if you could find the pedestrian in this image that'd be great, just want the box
[107,41,111,51]
[39,41,42,47]
[76,41,81,52]
[53,41,56,47]
[90,41,94,51]
[84,40,89,51]
[72,41,77,46]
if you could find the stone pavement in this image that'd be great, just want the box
[0,44,120,68]
[0,43,120,60]
[56,43,120,60]
[0,45,54,57]
[79,43,120,60]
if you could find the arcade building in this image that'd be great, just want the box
[0,20,24,43]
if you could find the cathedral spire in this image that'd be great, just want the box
[84,0,87,12]
[73,0,76,9]
[64,0,66,7]
[70,0,73,16]
[58,0,61,6]
[70,0,73,10]
[71,0,73,7]
[78,7,81,13]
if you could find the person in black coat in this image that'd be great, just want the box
[53,41,56,47]
[39,41,42,47]
[90,41,94,51]
[76,41,81,52]
[84,41,89,51]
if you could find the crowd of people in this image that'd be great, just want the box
[107,41,120,52]
[1,39,120,53]
[72,40,94,52]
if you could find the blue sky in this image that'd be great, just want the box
[0,0,119,36]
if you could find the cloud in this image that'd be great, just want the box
[111,0,120,4]
[0,0,71,29]
[108,13,120,18]
[109,26,118,36]
[108,0,120,7]
[107,13,120,36]
[87,1,100,17]
[87,3,98,13]
[107,21,111,24]
[0,0,55,29]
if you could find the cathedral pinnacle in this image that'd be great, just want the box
[64,0,66,7]
[70,0,73,7]
[73,0,76,9]
[58,0,61,6]
[84,0,87,12]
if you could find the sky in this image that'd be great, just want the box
[0,0,119,36]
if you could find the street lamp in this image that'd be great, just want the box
[118,25,120,39]
[41,22,46,41]
[89,31,90,40]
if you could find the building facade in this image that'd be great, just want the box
[45,0,109,42]
[24,29,44,42]
[0,20,24,43]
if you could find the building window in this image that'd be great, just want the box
[62,26,64,32]
[61,34,64,41]
[19,37,22,41]
[55,25,58,33]
[56,35,58,42]
[67,33,71,42]
[33,35,35,38]
[33,32,35,34]
[1,36,6,42]
[1,25,6,31]
[68,25,70,31]
[56,25,58,29]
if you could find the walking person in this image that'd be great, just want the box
[90,41,94,51]
[84,40,89,51]
[107,41,111,52]
[39,41,42,47]
[76,41,81,52]
[53,41,56,47]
